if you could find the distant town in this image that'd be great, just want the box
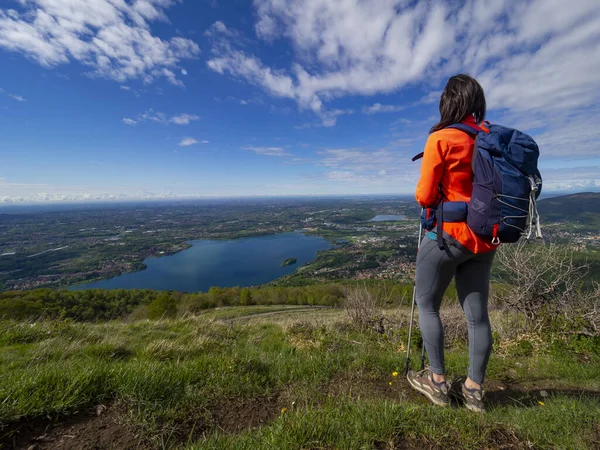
[1,194,599,291]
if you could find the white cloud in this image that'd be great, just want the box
[207,20,357,127]
[0,0,200,85]
[207,46,295,99]
[0,89,27,102]
[0,177,243,204]
[295,108,354,128]
[170,113,200,125]
[327,171,355,181]
[539,166,600,192]
[320,148,400,172]
[208,2,452,108]
[531,110,600,159]
[0,186,212,204]
[207,0,600,147]
[314,146,420,188]
[321,108,354,127]
[122,109,199,126]
[363,103,404,115]
[243,145,290,157]
[120,84,140,97]
[205,21,237,39]
[419,90,442,105]
[363,93,440,115]
[179,137,198,147]
[225,96,264,106]
[8,94,26,102]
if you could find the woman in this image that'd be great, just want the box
[406,74,497,413]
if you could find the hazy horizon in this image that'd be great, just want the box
[0,190,596,214]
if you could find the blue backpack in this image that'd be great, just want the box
[414,123,543,248]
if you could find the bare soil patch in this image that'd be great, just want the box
[485,382,600,409]
[209,394,281,434]
[0,395,283,450]
[325,373,425,404]
[0,405,142,450]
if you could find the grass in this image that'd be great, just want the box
[201,396,600,450]
[199,305,328,321]
[1,308,599,449]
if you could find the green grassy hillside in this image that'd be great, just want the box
[1,307,599,449]
[538,192,600,225]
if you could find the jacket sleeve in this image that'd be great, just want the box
[415,133,446,207]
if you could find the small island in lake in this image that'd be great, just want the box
[281,257,297,267]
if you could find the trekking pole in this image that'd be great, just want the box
[420,332,426,370]
[404,210,423,376]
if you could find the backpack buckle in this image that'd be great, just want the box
[491,223,500,245]
[529,175,541,192]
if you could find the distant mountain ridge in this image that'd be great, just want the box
[538,192,600,224]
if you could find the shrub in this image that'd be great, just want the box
[493,241,600,336]
[148,293,178,320]
[342,284,382,330]
[512,339,534,357]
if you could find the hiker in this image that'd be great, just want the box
[406,74,497,413]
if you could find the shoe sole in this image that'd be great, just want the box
[457,385,485,413]
[407,377,449,407]
[464,402,485,413]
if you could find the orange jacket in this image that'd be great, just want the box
[415,116,497,254]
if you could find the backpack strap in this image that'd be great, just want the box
[446,123,481,135]
[436,202,444,249]
[447,123,483,173]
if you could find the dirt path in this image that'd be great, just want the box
[219,306,331,323]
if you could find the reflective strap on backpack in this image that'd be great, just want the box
[526,176,543,240]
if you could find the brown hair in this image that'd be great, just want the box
[430,74,486,133]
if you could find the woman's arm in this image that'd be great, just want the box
[415,134,447,207]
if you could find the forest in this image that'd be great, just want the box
[0,282,415,322]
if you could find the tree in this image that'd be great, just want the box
[148,292,177,319]
[208,286,228,306]
[240,288,252,306]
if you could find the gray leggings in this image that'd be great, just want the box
[415,235,495,384]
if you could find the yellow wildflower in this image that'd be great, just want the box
[281,407,287,414]
[388,382,393,386]
[392,372,399,377]
[538,401,545,406]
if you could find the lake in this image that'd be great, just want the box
[369,215,406,222]
[72,232,331,292]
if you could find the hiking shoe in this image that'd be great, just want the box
[462,383,485,413]
[406,369,449,407]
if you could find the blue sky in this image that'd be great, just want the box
[0,0,599,203]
